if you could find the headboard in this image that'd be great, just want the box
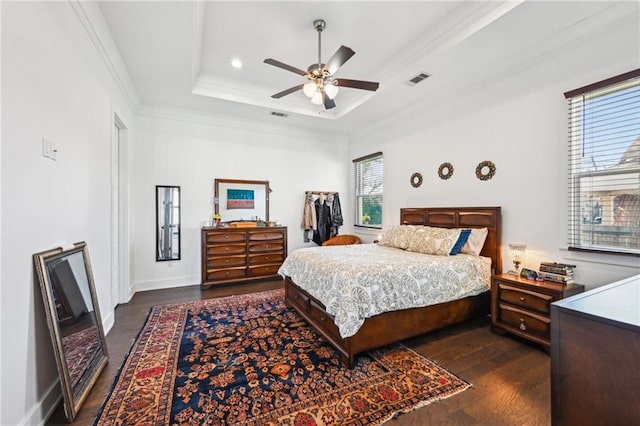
[400,207,502,274]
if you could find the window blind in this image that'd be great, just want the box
[565,69,640,255]
[353,152,383,228]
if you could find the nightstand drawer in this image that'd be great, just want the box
[499,303,550,341]
[498,283,554,314]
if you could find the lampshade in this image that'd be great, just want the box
[310,91,323,105]
[303,82,317,98]
[507,243,526,275]
[324,83,339,99]
[509,244,526,262]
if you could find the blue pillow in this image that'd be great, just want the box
[450,229,472,255]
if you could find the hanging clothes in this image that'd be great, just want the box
[331,193,343,227]
[302,193,318,242]
[312,198,332,245]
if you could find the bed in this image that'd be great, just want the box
[281,206,502,368]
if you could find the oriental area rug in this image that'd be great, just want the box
[95,289,470,425]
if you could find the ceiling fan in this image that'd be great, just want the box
[264,19,380,110]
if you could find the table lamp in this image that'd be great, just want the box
[508,244,527,275]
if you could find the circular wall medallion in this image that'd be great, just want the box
[475,161,496,181]
[438,162,454,180]
[410,172,423,188]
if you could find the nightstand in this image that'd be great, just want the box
[491,273,584,350]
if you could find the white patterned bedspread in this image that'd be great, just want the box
[278,244,491,339]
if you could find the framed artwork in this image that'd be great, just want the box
[226,189,255,209]
[214,178,270,222]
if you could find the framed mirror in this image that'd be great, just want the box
[214,178,270,222]
[156,185,181,261]
[33,242,108,422]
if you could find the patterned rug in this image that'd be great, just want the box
[62,325,100,389]
[95,289,470,425]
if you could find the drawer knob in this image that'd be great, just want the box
[265,256,269,260]
[225,260,229,263]
[225,235,229,239]
[519,318,527,331]
[225,248,229,251]
[225,272,230,275]
[320,316,326,321]
[520,296,526,302]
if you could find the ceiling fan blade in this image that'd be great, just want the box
[264,58,308,76]
[323,46,355,75]
[335,78,379,92]
[323,91,336,110]
[271,84,304,99]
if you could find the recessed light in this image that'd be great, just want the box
[231,59,243,69]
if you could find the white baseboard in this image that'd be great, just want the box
[102,310,115,335]
[19,379,61,426]
[133,275,199,293]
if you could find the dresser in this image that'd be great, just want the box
[491,273,584,350]
[551,274,640,426]
[201,226,287,288]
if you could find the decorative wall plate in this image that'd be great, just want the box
[475,161,496,181]
[438,162,454,180]
[410,172,423,188]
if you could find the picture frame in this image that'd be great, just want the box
[214,178,270,222]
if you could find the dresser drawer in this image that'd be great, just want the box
[206,244,246,255]
[309,299,341,340]
[248,230,284,241]
[205,232,246,243]
[498,283,554,314]
[248,264,280,277]
[206,267,246,281]
[248,241,284,253]
[206,255,246,268]
[248,253,284,264]
[499,303,550,341]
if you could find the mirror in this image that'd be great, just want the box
[214,178,270,223]
[33,242,108,422]
[156,185,181,261]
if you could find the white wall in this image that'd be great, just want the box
[1,2,134,425]
[131,113,349,292]
[350,17,640,289]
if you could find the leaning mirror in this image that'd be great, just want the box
[156,185,181,261]
[33,242,108,422]
[214,178,270,223]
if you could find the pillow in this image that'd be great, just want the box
[407,226,462,256]
[460,227,489,256]
[377,225,415,249]
[450,229,472,255]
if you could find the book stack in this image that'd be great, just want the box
[538,262,576,284]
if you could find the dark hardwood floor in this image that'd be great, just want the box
[47,280,551,425]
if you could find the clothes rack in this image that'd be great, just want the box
[302,191,343,244]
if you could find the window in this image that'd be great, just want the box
[565,69,640,255]
[353,152,383,228]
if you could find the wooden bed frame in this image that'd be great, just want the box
[284,206,502,368]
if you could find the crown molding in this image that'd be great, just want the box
[135,104,348,142]
[68,0,140,109]
[350,1,638,142]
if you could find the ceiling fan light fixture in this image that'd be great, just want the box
[310,91,323,105]
[264,18,379,110]
[325,83,339,99]
[303,82,317,98]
